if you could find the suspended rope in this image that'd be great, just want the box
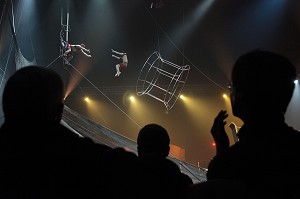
[137,2,190,111]
[0,0,8,26]
[182,2,185,67]
[143,2,227,91]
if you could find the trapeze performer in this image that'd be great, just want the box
[61,39,92,64]
[111,49,128,76]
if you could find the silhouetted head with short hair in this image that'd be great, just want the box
[2,66,65,124]
[230,49,296,122]
[137,123,170,159]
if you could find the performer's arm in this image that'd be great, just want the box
[61,40,66,48]
[73,44,90,53]
[64,47,71,56]
[81,49,92,57]
[112,54,121,60]
[79,46,90,53]
[111,49,123,56]
[72,44,81,50]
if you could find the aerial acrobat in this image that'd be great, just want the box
[111,49,128,77]
[60,33,92,64]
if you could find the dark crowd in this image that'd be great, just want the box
[0,49,300,199]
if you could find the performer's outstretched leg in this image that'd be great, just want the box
[115,64,121,76]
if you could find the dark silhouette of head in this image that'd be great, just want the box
[230,49,296,121]
[137,123,170,159]
[2,66,65,124]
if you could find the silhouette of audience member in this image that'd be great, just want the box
[0,66,138,198]
[136,123,193,199]
[188,49,300,199]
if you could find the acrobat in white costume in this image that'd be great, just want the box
[111,49,128,76]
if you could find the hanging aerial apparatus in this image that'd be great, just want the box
[136,4,190,111]
[47,0,91,68]
[136,51,190,111]
[59,0,70,65]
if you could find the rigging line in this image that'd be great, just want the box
[64,65,88,97]
[15,0,24,35]
[178,161,204,182]
[156,23,160,52]
[62,57,142,129]
[29,34,36,62]
[143,3,227,91]
[0,1,14,90]
[11,0,24,35]
[182,0,185,66]
[0,0,8,27]
[7,4,18,49]
[0,1,16,90]
[66,0,70,43]
[9,0,25,53]
[60,0,63,26]
[0,39,14,90]
[10,0,15,33]
[45,55,62,68]
[148,3,160,52]
[183,54,227,91]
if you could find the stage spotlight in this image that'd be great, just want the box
[294,79,298,84]
[129,96,135,102]
[222,93,228,99]
[84,97,90,102]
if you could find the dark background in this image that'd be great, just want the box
[1,0,300,168]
